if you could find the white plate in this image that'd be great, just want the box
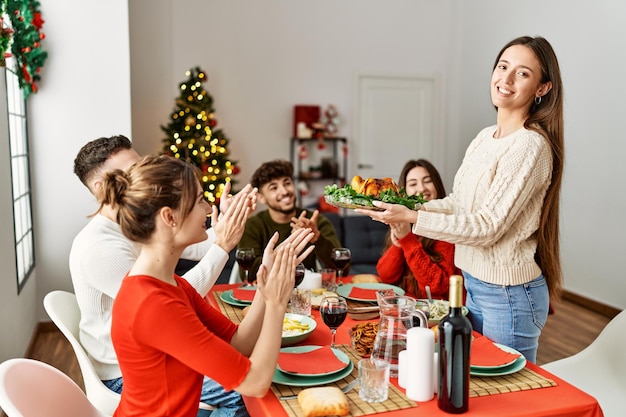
[470,344,527,376]
[336,283,404,302]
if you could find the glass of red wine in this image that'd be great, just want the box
[235,247,255,287]
[320,295,348,348]
[294,263,306,288]
[330,247,351,281]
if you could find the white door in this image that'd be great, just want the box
[354,74,438,182]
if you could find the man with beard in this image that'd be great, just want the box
[238,159,340,279]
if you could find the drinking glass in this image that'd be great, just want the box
[320,296,348,348]
[294,263,306,288]
[235,247,255,287]
[330,247,351,281]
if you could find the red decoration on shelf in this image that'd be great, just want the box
[298,144,309,160]
[293,105,320,137]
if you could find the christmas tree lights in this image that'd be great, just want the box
[161,67,239,204]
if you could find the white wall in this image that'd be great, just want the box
[1,0,624,361]
[129,0,460,186]
[454,1,626,309]
[0,0,132,361]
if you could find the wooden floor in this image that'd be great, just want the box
[2,295,615,417]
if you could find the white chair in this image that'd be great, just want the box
[0,358,108,417]
[43,290,121,416]
[542,309,626,417]
[44,290,215,414]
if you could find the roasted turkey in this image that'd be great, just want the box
[350,175,400,197]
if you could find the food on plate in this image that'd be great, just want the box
[428,299,451,321]
[351,274,380,284]
[282,316,310,337]
[311,290,337,309]
[324,175,426,210]
[351,175,399,197]
[297,386,350,417]
[349,322,379,357]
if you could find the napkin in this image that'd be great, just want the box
[470,336,521,367]
[231,288,256,302]
[278,346,347,375]
[348,286,383,301]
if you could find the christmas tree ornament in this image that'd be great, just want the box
[161,67,239,203]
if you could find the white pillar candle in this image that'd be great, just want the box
[298,271,322,290]
[398,350,407,388]
[406,327,434,402]
[433,351,439,395]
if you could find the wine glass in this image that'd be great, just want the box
[235,247,255,287]
[320,296,348,348]
[330,247,351,281]
[294,263,306,288]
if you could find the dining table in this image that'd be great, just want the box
[207,279,604,417]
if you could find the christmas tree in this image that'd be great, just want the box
[161,67,239,205]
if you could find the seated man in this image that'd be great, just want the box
[70,135,254,417]
[238,159,341,279]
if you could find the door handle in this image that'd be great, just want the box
[357,163,373,169]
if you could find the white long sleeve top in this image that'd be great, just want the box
[68,214,228,380]
[413,126,552,286]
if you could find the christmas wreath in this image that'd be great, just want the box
[1,0,47,98]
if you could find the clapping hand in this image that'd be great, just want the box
[290,210,321,243]
[256,244,296,307]
[260,229,315,276]
[389,222,412,247]
[212,184,257,252]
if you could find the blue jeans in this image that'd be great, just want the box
[103,376,248,417]
[463,271,549,363]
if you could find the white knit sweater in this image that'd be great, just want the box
[68,214,228,380]
[413,126,552,286]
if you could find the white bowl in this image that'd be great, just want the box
[281,313,317,347]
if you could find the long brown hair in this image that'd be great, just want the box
[493,36,564,299]
[383,159,447,262]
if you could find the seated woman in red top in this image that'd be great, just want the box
[376,159,460,300]
[100,154,314,417]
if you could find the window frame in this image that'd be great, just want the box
[5,54,36,294]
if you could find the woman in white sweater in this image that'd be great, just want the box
[358,36,564,363]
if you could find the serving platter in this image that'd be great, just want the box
[324,195,385,211]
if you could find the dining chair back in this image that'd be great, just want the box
[0,358,109,417]
[43,290,121,416]
[542,308,626,417]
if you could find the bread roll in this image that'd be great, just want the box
[297,387,350,417]
[351,274,380,284]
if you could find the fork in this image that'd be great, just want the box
[278,378,360,401]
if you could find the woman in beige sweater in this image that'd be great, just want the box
[358,36,564,363]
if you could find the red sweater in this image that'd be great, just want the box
[112,275,251,417]
[376,233,460,300]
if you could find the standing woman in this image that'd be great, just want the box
[101,155,309,417]
[376,159,460,300]
[358,36,564,363]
